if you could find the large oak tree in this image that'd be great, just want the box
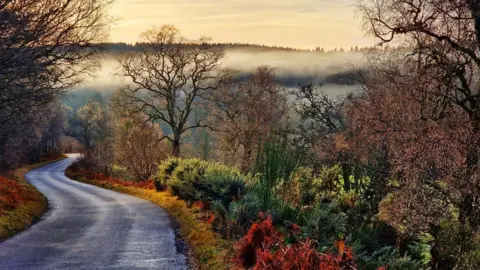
[115,25,225,157]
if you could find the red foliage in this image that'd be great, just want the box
[81,170,155,190]
[233,213,357,270]
[192,201,211,210]
[0,176,27,215]
[205,212,215,224]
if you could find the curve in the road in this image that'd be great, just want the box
[0,154,186,270]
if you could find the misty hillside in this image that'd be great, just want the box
[63,44,366,110]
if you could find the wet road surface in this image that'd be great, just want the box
[0,154,185,269]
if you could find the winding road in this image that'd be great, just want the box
[0,154,186,270]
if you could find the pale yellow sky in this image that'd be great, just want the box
[108,0,374,50]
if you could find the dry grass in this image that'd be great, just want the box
[0,155,68,241]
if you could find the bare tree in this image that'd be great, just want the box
[0,0,111,122]
[0,101,66,170]
[357,0,480,246]
[115,115,168,181]
[291,84,345,162]
[115,25,225,157]
[212,66,288,172]
[290,84,365,192]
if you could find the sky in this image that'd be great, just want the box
[108,0,375,50]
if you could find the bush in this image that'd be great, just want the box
[359,246,423,270]
[276,166,313,207]
[252,136,302,210]
[0,176,24,214]
[277,165,369,209]
[232,213,357,269]
[153,157,181,191]
[301,202,348,248]
[434,217,480,269]
[155,158,248,208]
[315,165,344,200]
[212,193,261,239]
[115,117,168,181]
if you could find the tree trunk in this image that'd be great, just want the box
[341,162,351,192]
[241,137,253,173]
[172,136,181,157]
[467,0,480,50]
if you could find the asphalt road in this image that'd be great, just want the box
[0,154,186,270]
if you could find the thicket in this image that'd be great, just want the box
[153,137,429,269]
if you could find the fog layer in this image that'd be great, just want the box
[65,49,364,109]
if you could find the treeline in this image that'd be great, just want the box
[96,41,377,54]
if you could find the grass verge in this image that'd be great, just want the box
[65,164,230,270]
[0,155,68,241]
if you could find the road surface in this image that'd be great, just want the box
[0,154,186,270]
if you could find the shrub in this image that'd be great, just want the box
[115,117,168,181]
[155,158,248,208]
[359,246,423,270]
[252,136,301,210]
[316,165,344,200]
[212,193,261,239]
[0,176,24,215]
[276,166,313,207]
[233,213,357,269]
[200,171,246,208]
[277,165,369,209]
[434,217,480,269]
[301,202,348,249]
[153,157,181,191]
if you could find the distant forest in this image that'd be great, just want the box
[96,42,378,54]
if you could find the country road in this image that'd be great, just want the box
[0,154,186,270]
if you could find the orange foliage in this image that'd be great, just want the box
[233,213,357,270]
[81,170,155,190]
[0,176,26,215]
[192,201,211,210]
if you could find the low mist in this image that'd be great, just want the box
[65,49,365,110]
